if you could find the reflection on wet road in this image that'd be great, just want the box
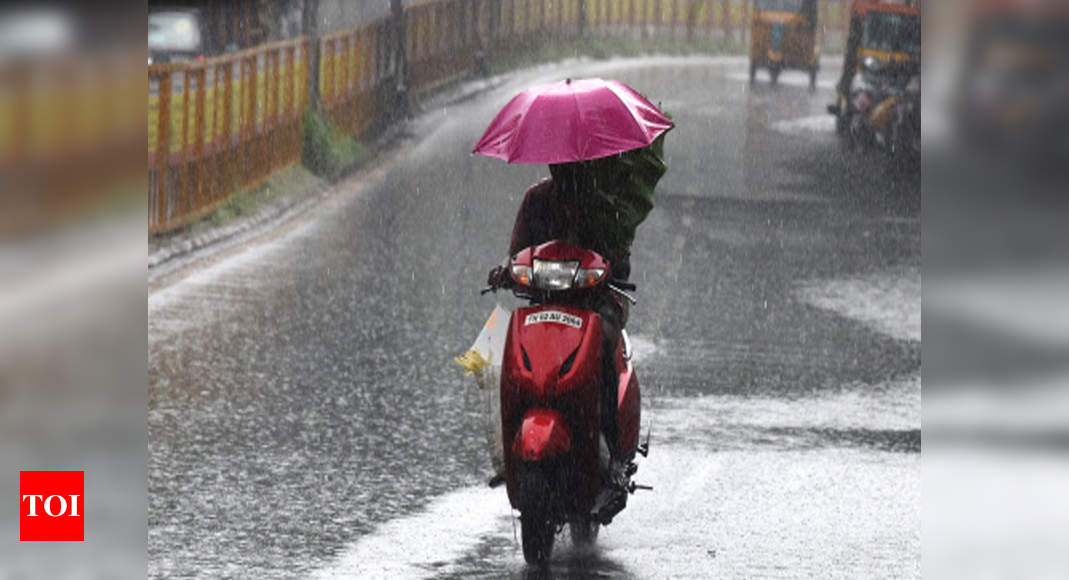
[149,56,919,578]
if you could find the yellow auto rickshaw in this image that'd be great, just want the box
[829,1,921,125]
[749,0,821,88]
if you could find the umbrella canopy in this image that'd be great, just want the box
[472,78,674,164]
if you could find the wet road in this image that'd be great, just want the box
[149,56,919,578]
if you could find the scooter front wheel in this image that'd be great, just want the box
[521,512,556,565]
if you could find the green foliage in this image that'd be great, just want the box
[301,108,369,179]
[200,165,319,230]
[210,189,260,226]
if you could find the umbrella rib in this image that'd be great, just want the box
[606,82,659,146]
[506,91,537,163]
[571,84,586,162]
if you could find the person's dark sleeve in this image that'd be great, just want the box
[508,179,551,257]
[508,195,532,258]
[613,252,631,281]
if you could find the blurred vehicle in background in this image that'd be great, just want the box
[956,0,1069,165]
[749,0,820,88]
[837,57,920,157]
[0,6,75,57]
[148,7,213,64]
[891,67,921,158]
[828,0,920,158]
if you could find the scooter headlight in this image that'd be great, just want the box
[532,259,579,291]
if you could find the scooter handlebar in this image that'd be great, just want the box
[608,283,638,305]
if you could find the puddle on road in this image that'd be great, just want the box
[311,444,918,580]
[796,267,921,343]
[770,114,837,139]
[308,327,919,579]
[309,486,512,580]
[646,374,920,453]
[727,71,838,90]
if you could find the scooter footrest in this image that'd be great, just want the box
[591,487,628,525]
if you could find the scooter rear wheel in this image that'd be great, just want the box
[521,512,556,565]
[569,516,600,547]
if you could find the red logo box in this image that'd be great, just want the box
[19,471,84,542]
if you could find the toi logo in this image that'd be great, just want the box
[19,471,84,542]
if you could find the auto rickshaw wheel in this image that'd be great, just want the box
[847,115,872,153]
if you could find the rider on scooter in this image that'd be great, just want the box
[487,137,668,477]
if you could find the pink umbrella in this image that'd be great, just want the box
[472,78,673,164]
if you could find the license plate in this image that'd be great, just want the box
[524,311,582,329]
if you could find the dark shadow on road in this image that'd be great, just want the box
[762,426,921,453]
[523,543,635,580]
[431,530,638,580]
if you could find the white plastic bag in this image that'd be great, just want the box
[455,305,509,473]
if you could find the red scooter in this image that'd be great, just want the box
[484,240,649,564]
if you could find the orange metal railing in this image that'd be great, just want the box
[318,17,397,137]
[406,0,494,94]
[148,38,308,233]
[2,54,143,236]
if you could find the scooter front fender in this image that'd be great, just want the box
[513,408,572,462]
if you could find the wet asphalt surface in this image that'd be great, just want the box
[149,56,920,578]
